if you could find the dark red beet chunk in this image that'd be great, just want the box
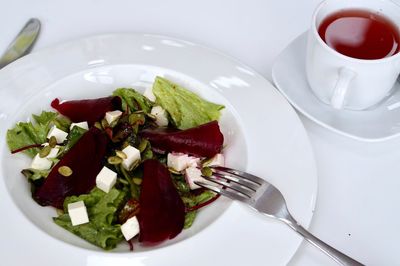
[138,159,185,244]
[140,121,223,157]
[51,96,121,126]
[34,127,108,209]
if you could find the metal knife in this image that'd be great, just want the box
[0,18,41,69]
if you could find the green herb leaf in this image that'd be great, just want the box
[59,126,87,156]
[184,211,196,229]
[7,111,58,157]
[181,190,216,229]
[194,190,216,205]
[52,116,71,132]
[21,168,50,181]
[152,76,224,129]
[113,88,153,113]
[54,187,128,250]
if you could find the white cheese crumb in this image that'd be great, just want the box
[105,110,123,125]
[151,106,169,127]
[184,167,205,190]
[68,201,89,226]
[46,147,60,159]
[121,216,140,240]
[47,126,68,143]
[70,121,89,131]
[167,153,200,172]
[96,166,117,193]
[121,145,141,170]
[204,154,225,167]
[30,154,52,170]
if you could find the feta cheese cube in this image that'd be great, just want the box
[188,157,201,168]
[46,147,60,159]
[30,154,52,170]
[151,106,169,127]
[184,167,204,190]
[96,166,117,193]
[105,110,123,125]
[167,153,200,171]
[204,154,225,167]
[47,126,68,143]
[143,86,156,102]
[167,153,189,171]
[67,201,89,226]
[70,121,89,131]
[121,216,140,240]
[40,143,60,159]
[121,145,141,170]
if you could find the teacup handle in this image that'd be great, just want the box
[330,67,356,109]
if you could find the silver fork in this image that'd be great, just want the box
[195,166,363,266]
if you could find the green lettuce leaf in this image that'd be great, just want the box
[52,115,71,132]
[113,88,153,113]
[152,76,224,129]
[21,168,50,182]
[181,190,216,229]
[54,187,128,250]
[184,211,196,229]
[194,190,216,204]
[59,126,87,156]
[6,111,58,157]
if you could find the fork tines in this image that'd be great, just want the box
[195,166,265,202]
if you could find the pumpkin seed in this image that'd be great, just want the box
[58,166,73,176]
[132,177,142,185]
[138,139,149,152]
[101,118,109,129]
[94,122,102,130]
[129,113,145,125]
[118,178,129,185]
[127,159,140,171]
[108,156,123,165]
[39,145,52,158]
[115,150,127,159]
[49,136,57,148]
[201,167,213,177]
[168,167,181,175]
[56,209,65,216]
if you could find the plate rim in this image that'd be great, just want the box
[0,33,318,265]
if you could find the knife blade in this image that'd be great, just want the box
[0,18,41,69]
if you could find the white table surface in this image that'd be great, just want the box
[3,0,400,265]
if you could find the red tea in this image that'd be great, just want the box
[318,9,400,60]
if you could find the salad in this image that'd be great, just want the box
[6,76,226,250]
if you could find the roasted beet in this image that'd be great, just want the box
[51,96,121,126]
[34,127,108,209]
[138,159,185,244]
[140,121,223,157]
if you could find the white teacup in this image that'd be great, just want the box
[306,0,400,110]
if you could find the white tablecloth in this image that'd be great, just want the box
[3,0,399,264]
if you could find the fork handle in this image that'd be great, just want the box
[284,216,364,266]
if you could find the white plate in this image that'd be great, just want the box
[272,31,400,142]
[0,34,317,266]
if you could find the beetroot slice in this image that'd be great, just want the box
[51,96,121,126]
[139,121,224,157]
[138,159,185,244]
[33,127,108,209]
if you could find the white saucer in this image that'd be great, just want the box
[272,31,400,142]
